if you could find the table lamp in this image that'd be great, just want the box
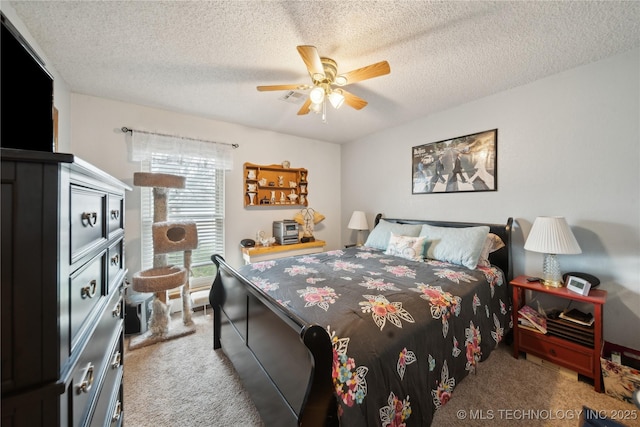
[348,211,369,246]
[524,216,581,287]
[294,208,325,242]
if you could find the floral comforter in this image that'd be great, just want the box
[238,246,512,426]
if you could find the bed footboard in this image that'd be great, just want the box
[209,254,337,427]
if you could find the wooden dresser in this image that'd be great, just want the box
[1,148,131,426]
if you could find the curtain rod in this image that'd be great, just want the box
[121,127,239,149]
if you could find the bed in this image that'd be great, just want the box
[209,214,513,426]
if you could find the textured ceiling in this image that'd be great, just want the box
[8,1,640,144]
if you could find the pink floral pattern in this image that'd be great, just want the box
[235,245,510,426]
[431,361,455,409]
[249,260,276,272]
[359,276,402,292]
[297,286,339,311]
[379,391,412,427]
[284,265,318,276]
[359,294,415,330]
[433,268,478,284]
[328,327,368,407]
[465,321,482,372]
[383,264,417,279]
[411,283,461,337]
[249,276,279,292]
[329,260,364,273]
[396,347,417,380]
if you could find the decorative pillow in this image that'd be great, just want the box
[384,233,427,262]
[419,224,490,269]
[364,219,422,251]
[477,233,506,267]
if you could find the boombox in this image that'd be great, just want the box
[273,220,299,245]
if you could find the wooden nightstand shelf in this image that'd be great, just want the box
[510,275,607,392]
[242,240,326,264]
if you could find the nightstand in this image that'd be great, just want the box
[510,275,607,392]
[241,240,326,264]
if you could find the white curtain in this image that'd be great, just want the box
[130,130,234,169]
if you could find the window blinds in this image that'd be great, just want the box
[140,153,225,271]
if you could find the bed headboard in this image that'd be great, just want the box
[374,213,513,282]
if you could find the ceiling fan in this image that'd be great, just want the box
[257,45,390,120]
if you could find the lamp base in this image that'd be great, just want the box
[541,279,563,288]
[542,253,564,288]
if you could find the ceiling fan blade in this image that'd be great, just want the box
[297,98,312,115]
[336,61,390,86]
[341,90,368,110]
[297,45,325,79]
[257,84,310,91]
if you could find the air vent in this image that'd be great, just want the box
[279,91,306,105]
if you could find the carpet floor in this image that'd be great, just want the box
[124,310,639,426]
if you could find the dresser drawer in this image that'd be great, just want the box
[69,252,106,351]
[519,329,594,375]
[88,330,123,427]
[68,290,123,427]
[107,240,124,295]
[107,195,124,237]
[71,186,107,263]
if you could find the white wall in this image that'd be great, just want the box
[69,95,341,273]
[341,48,640,350]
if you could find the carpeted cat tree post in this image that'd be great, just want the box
[129,172,198,349]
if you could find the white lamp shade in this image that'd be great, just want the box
[328,91,345,109]
[348,211,369,231]
[524,216,582,255]
[309,86,325,104]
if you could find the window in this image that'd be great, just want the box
[140,153,225,291]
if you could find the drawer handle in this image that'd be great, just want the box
[549,348,557,356]
[81,280,98,299]
[110,209,120,220]
[110,254,120,266]
[111,351,122,369]
[76,363,94,394]
[111,400,122,423]
[81,212,98,227]
[112,299,122,318]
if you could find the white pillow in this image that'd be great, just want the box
[384,233,427,262]
[419,224,490,269]
[364,219,422,251]
[477,233,506,267]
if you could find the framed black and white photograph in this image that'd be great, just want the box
[412,129,497,194]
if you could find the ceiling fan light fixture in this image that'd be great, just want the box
[309,86,325,104]
[335,75,348,86]
[309,102,322,113]
[328,91,345,109]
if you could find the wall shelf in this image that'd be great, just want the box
[244,162,308,207]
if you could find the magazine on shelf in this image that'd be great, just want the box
[518,317,545,334]
[559,308,594,326]
[518,305,547,334]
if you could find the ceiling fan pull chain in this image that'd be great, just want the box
[322,99,327,123]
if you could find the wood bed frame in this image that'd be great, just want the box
[209,214,513,426]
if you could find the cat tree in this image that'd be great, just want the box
[129,172,198,349]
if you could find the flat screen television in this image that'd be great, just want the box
[1,13,54,152]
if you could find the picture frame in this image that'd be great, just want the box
[412,129,497,194]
